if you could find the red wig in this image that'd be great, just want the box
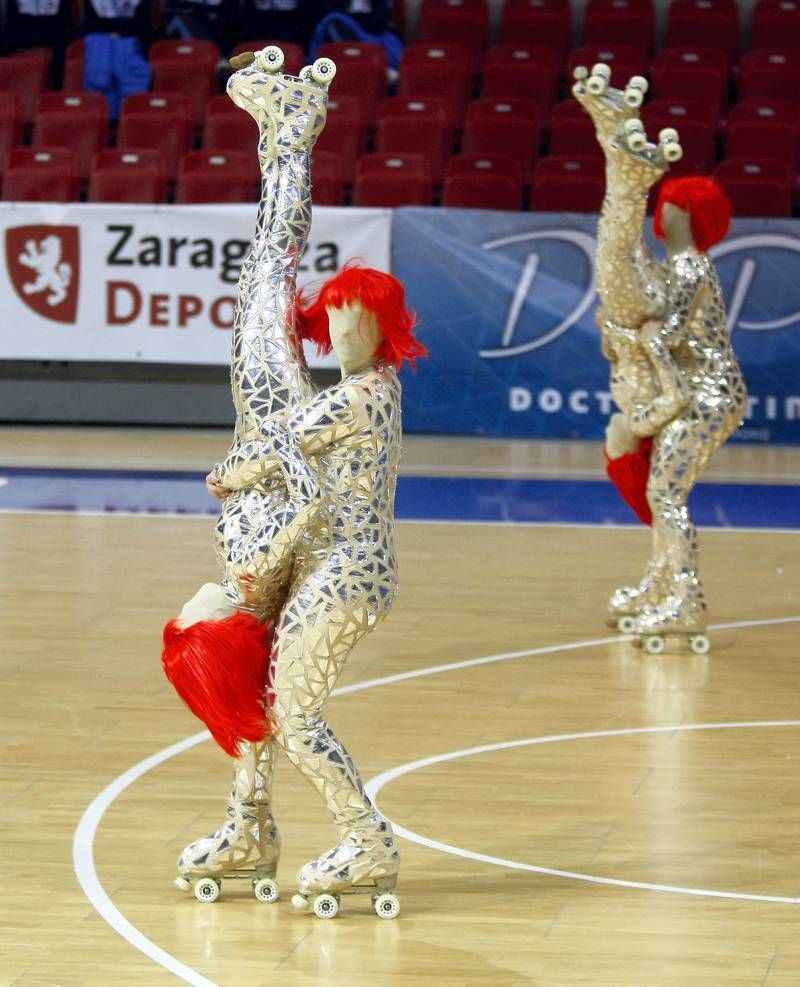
[162,613,273,757]
[654,177,732,252]
[295,262,427,371]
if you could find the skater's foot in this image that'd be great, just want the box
[176,800,280,884]
[296,813,400,896]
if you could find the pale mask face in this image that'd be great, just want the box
[660,202,691,239]
[178,582,237,628]
[327,301,383,375]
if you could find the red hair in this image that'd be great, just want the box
[654,177,732,252]
[162,613,273,758]
[295,262,427,371]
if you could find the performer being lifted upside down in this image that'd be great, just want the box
[572,63,747,654]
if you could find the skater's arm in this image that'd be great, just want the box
[628,323,688,436]
[660,252,704,347]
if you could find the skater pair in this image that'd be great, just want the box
[162,46,426,919]
[572,63,747,654]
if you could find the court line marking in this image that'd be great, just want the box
[73,614,800,985]
[1,506,798,535]
[364,722,800,905]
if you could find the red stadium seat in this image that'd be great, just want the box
[462,98,543,180]
[33,95,110,180]
[641,112,717,171]
[583,0,655,56]
[311,150,345,205]
[652,46,730,82]
[149,40,221,67]
[446,152,524,184]
[203,101,260,185]
[398,45,474,124]
[549,104,603,158]
[150,60,218,127]
[567,43,648,86]
[317,42,388,125]
[666,0,740,60]
[726,120,800,169]
[315,96,371,185]
[0,94,24,173]
[63,39,84,91]
[442,171,523,209]
[714,158,792,215]
[0,53,49,123]
[89,149,167,204]
[418,0,490,69]
[118,100,192,180]
[376,97,456,183]
[651,64,728,115]
[123,92,192,117]
[500,0,572,60]
[642,98,719,128]
[38,91,108,118]
[2,147,77,202]
[738,49,800,102]
[353,152,433,206]
[726,99,800,128]
[531,155,605,211]
[232,41,306,76]
[751,0,800,50]
[176,151,254,204]
[481,45,559,107]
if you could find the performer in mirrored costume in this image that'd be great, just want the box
[573,64,747,654]
[162,45,426,918]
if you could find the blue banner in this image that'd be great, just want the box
[394,210,800,444]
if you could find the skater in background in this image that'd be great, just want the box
[573,64,747,652]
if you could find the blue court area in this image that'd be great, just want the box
[0,466,797,529]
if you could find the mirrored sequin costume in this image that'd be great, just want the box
[574,68,747,638]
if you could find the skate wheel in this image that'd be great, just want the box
[299,65,313,82]
[587,75,608,95]
[291,893,310,911]
[619,615,637,635]
[662,142,683,162]
[627,131,647,152]
[257,46,284,73]
[658,127,679,144]
[623,75,648,107]
[644,635,665,654]
[627,75,649,93]
[313,893,340,919]
[310,58,336,86]
[690,635,710,655]
[573,65,589,81]
[253,877,280,903]
[373,892,400,919]
[624,118,643,134]
[174,876,192,894]
[194,877,221,903]
[590,63,611,80]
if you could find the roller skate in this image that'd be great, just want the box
[290,813,401,920]
[226,45,336,156]
[630,574,710,655]
[608,561,666,634]
[174,800,281,903]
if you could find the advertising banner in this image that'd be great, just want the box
[395,210,800,444]
[0,202,391,369]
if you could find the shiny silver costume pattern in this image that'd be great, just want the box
[177,51,401,907]
[574,66,747,640]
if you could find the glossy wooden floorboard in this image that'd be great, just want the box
[1,430,799,986]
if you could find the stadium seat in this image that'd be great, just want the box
[376,97,456,184]
[725,99,800,128]
[462,98,543,181]
[2,147,78,202]
[583,0,655,56]
[315,97,370,186]
[714,158,792,215]
[652,46,730,82]
[442,170,523,209]
[642,98,720,128]
[531,155,605,211]
[63,39,84,91]
[89,149,167,203]
[118,96,192,179]
[0,94,24,174]
[666,0,740,61]
[398,44,474,124]
[482,44,559,107]
[738,48,800,102]
[641,112,717,171]
[0,52,49,123]
[549,103,603,158]
[750,0,800,50]
[651,64,728,115]
[232,42,306,77]
[33,98,109,180]
[726,120,800,170]
[203,100,260,185]
[500,0,572,60]
[418,0,490,69]
[446,152,523,181]
[567,44,648,87]
[317,42,388,125]
[150,60,218,127]
[176,151,254,204]
[353,152,433,206]
[311,150,346,205]
[149,40,221,68]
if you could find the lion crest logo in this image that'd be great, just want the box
[5,225,80,324]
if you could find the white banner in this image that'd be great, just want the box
[0,202,392,368]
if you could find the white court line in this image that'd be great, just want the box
[364,722,800,905]
[73,614,800,984]
[1,506,799,535]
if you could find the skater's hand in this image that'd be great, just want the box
[206,465,232,500]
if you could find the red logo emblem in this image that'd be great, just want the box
[5,225,80,324]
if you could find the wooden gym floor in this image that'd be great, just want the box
[1,427,799,986]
